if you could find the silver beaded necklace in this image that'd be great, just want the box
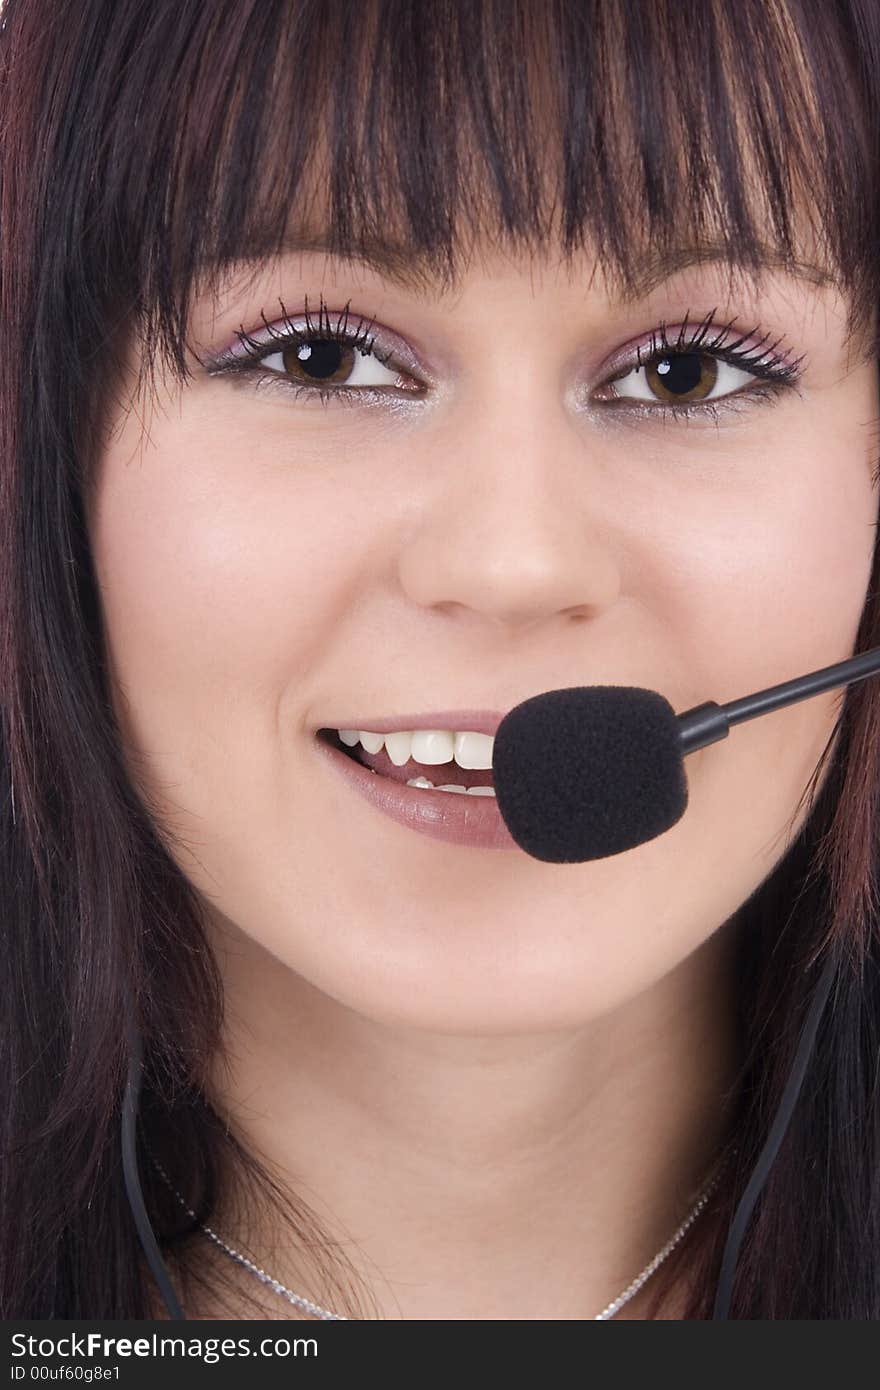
[149,1150,728,1321]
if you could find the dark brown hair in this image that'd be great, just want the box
[2,0,879,1319]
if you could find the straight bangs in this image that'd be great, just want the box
[76,0,879,407]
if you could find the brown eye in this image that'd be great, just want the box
[593,313,806,419]
[261,334,407,392]
[599,348,755,408]
[277,338,360,387]
[639,350,719,404]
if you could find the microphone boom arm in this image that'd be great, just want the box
[677,646,880,755]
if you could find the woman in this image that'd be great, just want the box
[2,0,879,1320]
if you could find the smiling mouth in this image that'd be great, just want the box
[315,729,495,789]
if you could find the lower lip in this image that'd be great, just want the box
[313,733,520,851]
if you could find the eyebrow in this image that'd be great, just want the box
[261,231,837,304]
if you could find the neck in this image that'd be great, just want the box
[198,916,741,1321]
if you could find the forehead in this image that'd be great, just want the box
[194,149,833,307]
[141,6,875,403]
[189,90,839,320]
[186,218,842,356]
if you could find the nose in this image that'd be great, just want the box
[396,394,623,634]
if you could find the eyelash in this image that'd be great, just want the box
[210,293,808,426]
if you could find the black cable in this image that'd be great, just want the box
[121,989,187,1321]
[712,945,838,1318]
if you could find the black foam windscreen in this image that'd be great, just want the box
[492,686,690,863]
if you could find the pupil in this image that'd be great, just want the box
[652,351,706,399]
[289,338,347,382]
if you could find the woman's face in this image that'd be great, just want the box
[88,237,878,1032]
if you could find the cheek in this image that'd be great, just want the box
[643,404,878,703]
[88,417,367,815]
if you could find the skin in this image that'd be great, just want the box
[89,233,878,1320]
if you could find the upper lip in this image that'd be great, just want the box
[315,710,508,736]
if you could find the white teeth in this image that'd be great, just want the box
[336,728,495,771]
[452,732,495,770]
[358,730,386,754]
[384,730,417,766]
[411,730,455,765]
[405,776,496,797]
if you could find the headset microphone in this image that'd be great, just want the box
[491,644,880,865]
